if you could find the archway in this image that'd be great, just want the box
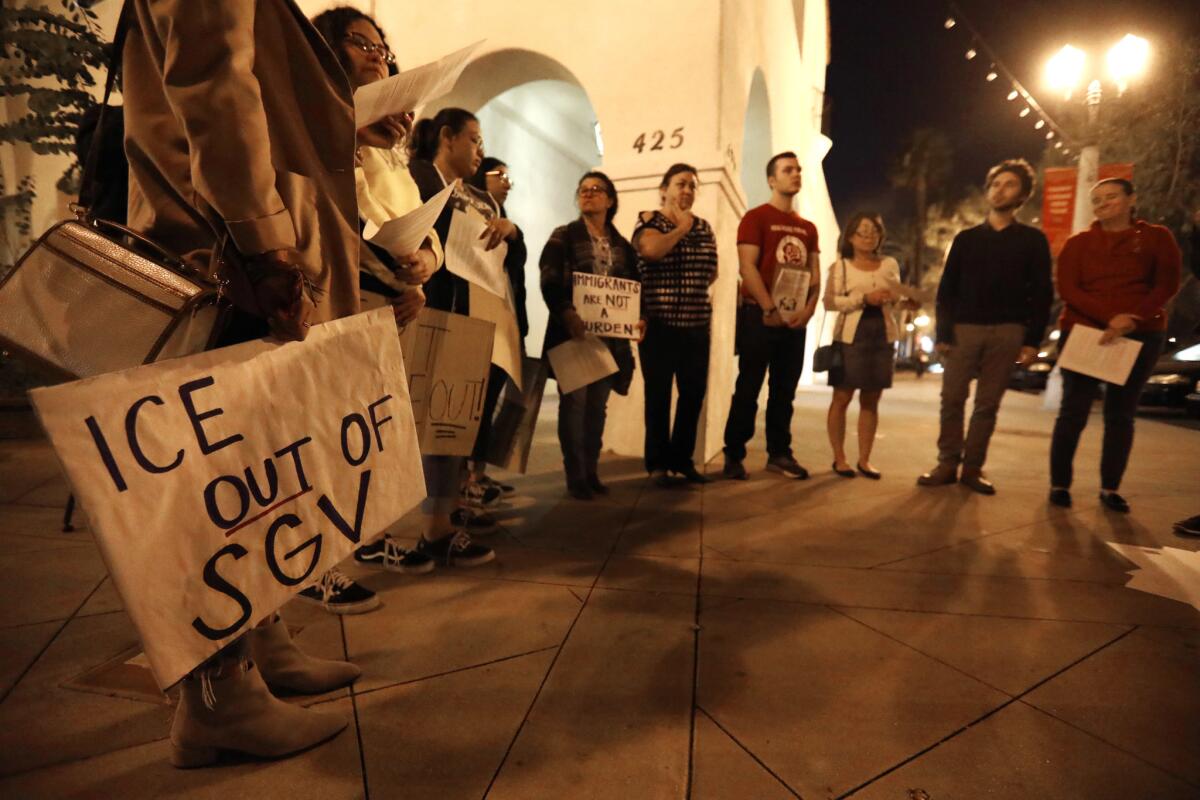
[438,50,602,356]
[740,68,773,207]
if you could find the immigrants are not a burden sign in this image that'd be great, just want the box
[30,308,425,688]
[572,273,640,339]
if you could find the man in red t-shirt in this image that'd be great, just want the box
[722,151,821,479]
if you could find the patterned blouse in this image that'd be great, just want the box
[633,211,718,327]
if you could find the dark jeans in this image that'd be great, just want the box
[723,305,807,463]
[557,375,613,487]
[1050,330,1164,490]
[937,323,1025,470]
[471,364,506,462]
[640,322,710,472]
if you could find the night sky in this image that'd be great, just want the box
[823,0,1200,225]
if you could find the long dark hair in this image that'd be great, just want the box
[579,170,619,225]
[839,212,885,258]
[411,107,477,162]
[310,7,399,78]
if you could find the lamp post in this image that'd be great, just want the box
[1044,35,1150,233]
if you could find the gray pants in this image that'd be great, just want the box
[557,376,613,487]
[937,323,1025,470]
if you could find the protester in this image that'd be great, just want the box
[824,213,901,479]
[1048,179,1182,512]
[918,158,1053,495]
[123,0,372,766]
[722,152,820,480]
[311,7,449,573]
[542,171,641,498]
[634,164,718,485]
[409,108,513,565]
[467,156,529,499]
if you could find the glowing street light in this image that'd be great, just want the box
[1107,34,1150,94]
[913,314,931,328]
[1046,44,1086,99]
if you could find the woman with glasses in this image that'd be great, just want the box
[633,163,718,486]
[823,213,901,480]
[541,172,642,499]
[1048,178,1182,513]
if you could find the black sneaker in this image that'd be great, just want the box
[416,530,495,567]
[1099,491,1130,513]
[355,536,435,575]
[296,568,381,614]
[722,459,747,480]
[1173,514,1200,537]
[766,455,809,479]
[451,506,499,533]
[462,481,502,509]
[1049,488,1072,508]
[479,474,515,495]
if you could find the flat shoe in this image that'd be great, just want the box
[1099,491,1130,513]
[856,463,882,480]
[1048,488,1072,508]
[832,462,856,478]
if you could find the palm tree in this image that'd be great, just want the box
[889,128,953,287]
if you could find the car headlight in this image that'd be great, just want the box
[1028,362,1052,373]
[1146,373,1190,385]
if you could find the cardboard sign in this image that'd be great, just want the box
[399,307,496,456]
[29,309,425,688]
[572,273,641,339]
[485,357,547,474]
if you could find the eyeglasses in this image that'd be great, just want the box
[578,186,608,197]
[486,170,513,188]
[343,33,396,65]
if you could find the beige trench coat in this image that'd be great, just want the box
[123,0,361,323]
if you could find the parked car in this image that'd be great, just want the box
[1139,339,1200,412]
[1009,339,1058,392]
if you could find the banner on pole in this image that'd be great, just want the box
[30,308,425,688]
[399,307,496,456]
[1042,167,1077,258]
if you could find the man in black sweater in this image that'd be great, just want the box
[918,159,1053,494]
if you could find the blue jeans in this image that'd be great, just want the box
[557,376,613,487]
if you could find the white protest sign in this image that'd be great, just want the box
[572,274,641,340]
[363,182,455,258]
[399,307,496,456]
[446,207,510,299]
[354,41,484,128]
[547,335,618,394]
[772,266,811,325]
[29,309,425,688]
[1057,324,1143,385]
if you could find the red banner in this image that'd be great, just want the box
[1042,167,1076,258]
[1099,162,1134,182]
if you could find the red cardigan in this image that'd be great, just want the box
[1056,220,1182,333]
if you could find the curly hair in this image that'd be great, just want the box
[310,6,398,78]
[984,158,1036,203]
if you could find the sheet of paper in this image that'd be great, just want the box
[29,308,425,688]
[1057,324,1143,385]
[445,207,510,298]
[772,268,811,324]
[1108,543,1200,612]
[363,182,454,257]
[572,273,641,339]
[469,281,522,391]
[354,41,484,128]
[547,336,618,394]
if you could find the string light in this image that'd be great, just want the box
[1034,119,1045,129]
[1019,107,1031,117]
[1045,131,1054,139]
[1054,141,1063,149]
[1007,89,1019,100]
[965,47,977,60]
[944,17,957,29]
[986,69,998,81]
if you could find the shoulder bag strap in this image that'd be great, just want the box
[78,1,131,216]
[832,257,850,341]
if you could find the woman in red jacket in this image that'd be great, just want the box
[1049,179,1182,513]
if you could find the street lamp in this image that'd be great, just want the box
[1043,35,1151,233]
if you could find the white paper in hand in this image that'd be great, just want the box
[547,336,618,394]
[772,267,811,325]
[354,41,484,128]
[446,208,510,298]
[1057,325,1143,385]
[363,182,455,258]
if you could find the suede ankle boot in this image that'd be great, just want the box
[248,616,361,695]
[170,660,347,768]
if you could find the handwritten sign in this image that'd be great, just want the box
[29,309,425,688]
[399,307,495,456]
[572,274,641,339]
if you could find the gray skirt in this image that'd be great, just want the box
[831,311,893,391]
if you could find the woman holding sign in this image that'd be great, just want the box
[1048,179,1181,513]
[634,164,719,486]
[823,213,901,479]
[541,171,641,499]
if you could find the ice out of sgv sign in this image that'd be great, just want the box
[30,309,425,688]
[572,273,641,340]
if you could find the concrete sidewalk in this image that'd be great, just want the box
[1,375,1197,798]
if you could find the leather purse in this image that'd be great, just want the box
[812,259,849,373]
[0,2,223,382]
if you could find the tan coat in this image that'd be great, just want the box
[123,0,361,323]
